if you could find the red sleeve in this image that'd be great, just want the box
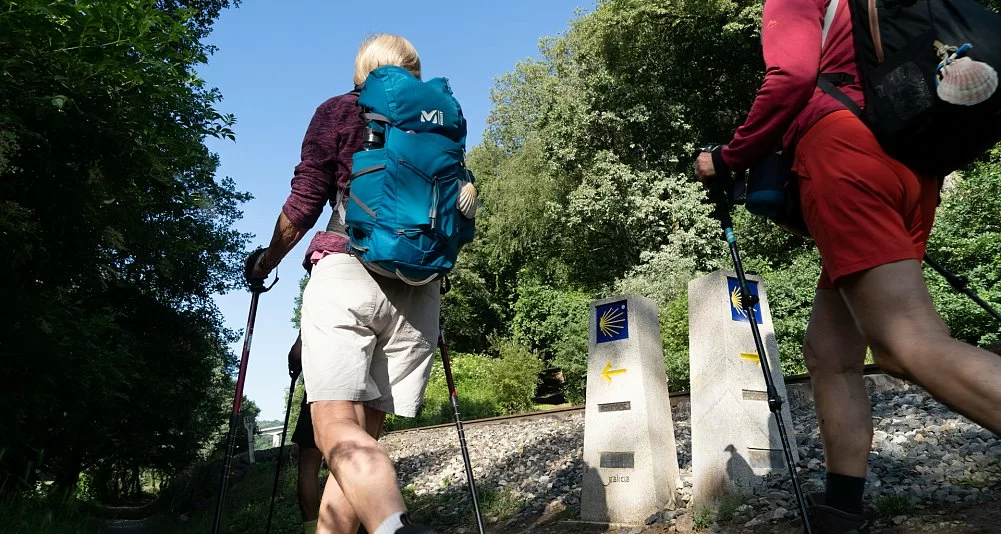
[720,0,825,171]
[281,99,342,230]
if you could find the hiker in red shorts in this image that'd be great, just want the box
[695,0,1001,531]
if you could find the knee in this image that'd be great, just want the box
[326,435,385,475]
[868,329,947,379]
[803,331,865,377]
[871,348,908,379]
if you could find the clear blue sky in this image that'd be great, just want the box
[202,0,590,420]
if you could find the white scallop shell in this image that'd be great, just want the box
[457,180,478,219]
[937,56,998,106]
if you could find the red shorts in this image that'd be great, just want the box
[793,110,941,289]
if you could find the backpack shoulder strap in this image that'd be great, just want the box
[818,0,863,117]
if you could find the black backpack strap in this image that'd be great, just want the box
[817,73,863,117]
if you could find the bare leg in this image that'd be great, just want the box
[839,259,1001,434]
[317,470,359,534]
[297,446,324,522]
[803,288,873,478]
[313,401,401,534]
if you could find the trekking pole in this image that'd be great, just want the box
[265,371,299,534]
[437,327,486,534]
[923,253,1001,324]
[213,251,277,534]
[695,146,814,534]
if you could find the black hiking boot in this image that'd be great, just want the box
[799,493,870,534]
[395,513,437,534]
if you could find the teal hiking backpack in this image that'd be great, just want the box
[342,65,476,285]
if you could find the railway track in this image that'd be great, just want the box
[389,364,885,434]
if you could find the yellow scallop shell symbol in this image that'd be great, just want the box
[731,286,747,318]
[599,305,626,338]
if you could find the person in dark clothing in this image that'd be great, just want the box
[288,334,324,534]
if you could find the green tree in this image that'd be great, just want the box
[440,262,505,354]
[509,282,593,403]
[469,0,1001,403]
[470,0,768,397]
[926,156,1001,348]
[0,0,245,497]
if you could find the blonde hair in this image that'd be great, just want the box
[353,34,421,87]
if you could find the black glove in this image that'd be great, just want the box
[709,145,733,183]
[244,247,268,288]
[695,144,742,206]
[693,144,733,182]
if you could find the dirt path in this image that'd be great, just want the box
[498,500,1001,533]
[102,519,153,533]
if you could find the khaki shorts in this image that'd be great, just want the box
[300,253,440,417]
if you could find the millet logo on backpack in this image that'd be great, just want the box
[421,109,444,125]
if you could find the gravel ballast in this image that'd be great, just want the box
[380,375,1000,532]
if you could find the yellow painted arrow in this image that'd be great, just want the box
[601,361,627,384]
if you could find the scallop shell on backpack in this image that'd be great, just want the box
[457,180,478,219]
[937,56,999,106]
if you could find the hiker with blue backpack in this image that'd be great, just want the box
[247,33,476,534]
[695,0,1001,532]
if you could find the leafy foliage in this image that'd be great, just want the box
[0,492,101,534]
[508,283,592,403]
[440,261,506,354]
[465,0,1001,402]
[466,0,768,399]
[384,339,544,431]
[0,0,245,499]
[487,338,547,413]
[926,155,1001,349]
[661,292,693,390]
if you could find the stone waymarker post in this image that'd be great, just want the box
[243,415,256,464]
[581,295,681,524]
[688,271,797,505]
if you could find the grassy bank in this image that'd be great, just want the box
[0,493,103,534]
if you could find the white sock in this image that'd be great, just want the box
[373,511,406,534]
[303,520,317,534]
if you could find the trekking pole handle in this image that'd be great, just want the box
[250,276,279,294]
[693,144,737,241]
[245,247,280,293]
[692,144,724,158]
